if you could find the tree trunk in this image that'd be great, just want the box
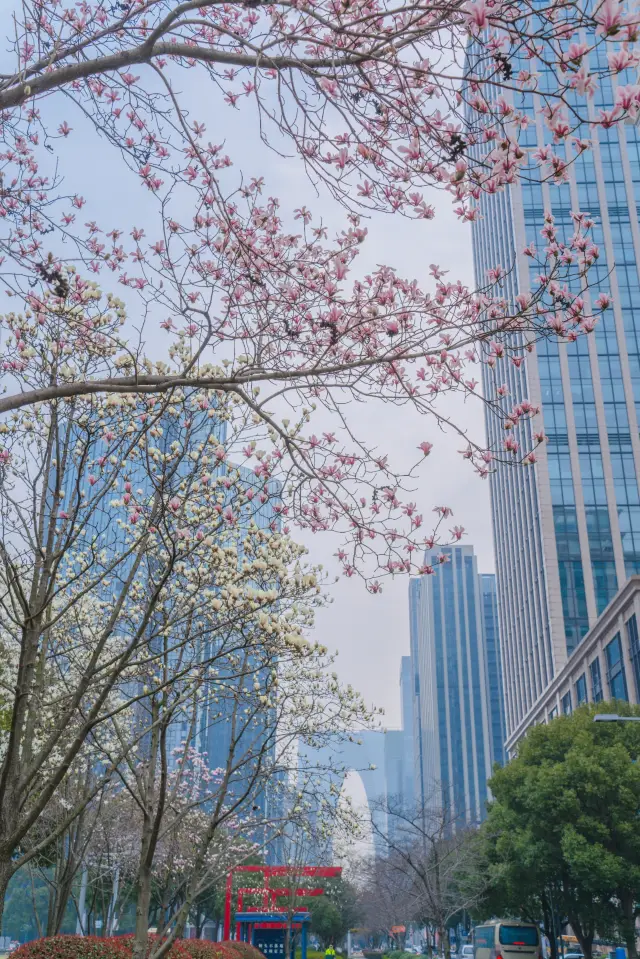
[437,925,449,959]
[568,916,593,959]
[620,891,638,959]
[541,890,557,959]
[174,908,188,941]
[0,857,14,936]
[107,867,120,936]
[76,869,89,935]
[134,860,153,959]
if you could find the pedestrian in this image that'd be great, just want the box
[325,945,336,959]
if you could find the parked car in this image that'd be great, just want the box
[460,945,474,959]
[563,952,584,959]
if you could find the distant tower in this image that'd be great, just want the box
[408,576,427,808]
[400,655,415,805]
[409,545,504,823]
[383,656,415,816]
[479,574,506,768]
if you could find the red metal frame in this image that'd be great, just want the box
[223,866,342,940]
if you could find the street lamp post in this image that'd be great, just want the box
[593,714,640,722]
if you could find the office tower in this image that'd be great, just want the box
[408,577,426,809]
[400,655,416,804]
[469,41,640,748]
[479,574,506,768]
[409,545,496,825]
[384,656,415,810]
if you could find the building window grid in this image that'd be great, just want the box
[464,58,640,720]
[532,104,638,632]
[456,552,477,818]
[476,202,550,716]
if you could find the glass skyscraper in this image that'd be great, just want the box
[409,546,505,824]
[479,574,506,768]
[383,656,415,813]
[469,39,640,748]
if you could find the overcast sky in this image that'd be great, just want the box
[28,65,496,731]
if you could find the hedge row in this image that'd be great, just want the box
[11,939,130,959]
[11,936,265,959]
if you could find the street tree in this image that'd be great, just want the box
[24,765,108,937]
[354,854,414,949]
[369,796,488,959]
[482,704,640,959]
[308,876,360,949]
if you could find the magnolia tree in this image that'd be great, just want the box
[73,789,142,936]
[0,0,627,584]
[20,763,107,937]
[0,385,375,937]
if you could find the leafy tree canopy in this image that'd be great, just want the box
[480,703,640,959]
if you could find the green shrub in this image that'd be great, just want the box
[111,935,191,959]
[178,943,237,959]
[221,944,264,959]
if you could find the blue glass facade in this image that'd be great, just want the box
[399,655,415,806]
[479,574,507,767]
[469,35,640,742]
[383,658,415,814]
[409,546,500,823]
[408,577,426,805]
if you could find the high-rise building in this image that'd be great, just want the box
[408,576,426,808]
[479,574,506,768]
[400,655,415,803]
[384,656,415,810]
[469,40,640,749]
[409,545,504,824]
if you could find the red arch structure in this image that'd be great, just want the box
[223,865,342,957]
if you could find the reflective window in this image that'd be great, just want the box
[561,691,572,715]
[500,927,539,947]
[590,657,604,702]
[575,672,588,705]
[605,633,628,700]
[627,613,640,698]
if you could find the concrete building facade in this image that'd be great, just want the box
[509,576,640,743]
